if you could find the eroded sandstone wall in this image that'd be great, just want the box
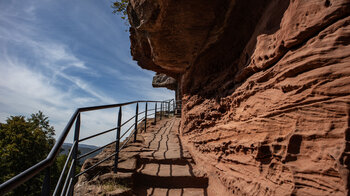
[128,0,350,195]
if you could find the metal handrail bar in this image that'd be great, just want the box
[137,116,145,123]
[75,127,138,179]
[65,178,73,196]
[120,123,135,139]
[74,107,155,160]
[74,105,162,160]
[78,108,153,143]
[147,112,155,117]
[138,110,146,115]
[75,105,161,177]
[77,140,116,160]
[119,109,144,126]
[75,109,155,161]
[120,115,135,127]
[53,141,77,196]
[0,99,174,195]
[78,100,164,112]
[60,159,75,196]
[75,150,115,178]
[78,127,117,143]
[79,107,154,142]
[119,127,137,151]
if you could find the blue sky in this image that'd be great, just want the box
[0,0,174,146]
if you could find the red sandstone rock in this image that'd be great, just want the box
[128,0,230,78]
[152,73,177,90]
[128,0,350,195]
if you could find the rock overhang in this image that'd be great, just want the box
[126,0,350,195]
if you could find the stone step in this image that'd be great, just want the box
[135,187,208,196]
[139,157,192,165]
[134,163,208,188]
[139,149,191,161]
[116,156,138,172]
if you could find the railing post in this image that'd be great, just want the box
[168,101,170,117]
[134,103,139,142]
[144,102,148,133]
[68,113,80,195]
[173,100,175,113]
[41,167,50,196]
[114,106,122,173]
[160,102,163,120]
[154,102,157,124]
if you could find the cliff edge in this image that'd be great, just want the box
[128,0,350,195]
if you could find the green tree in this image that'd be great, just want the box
[28,111,55,147]
[0,112,55,195]
[54,153,81,180]
[51,153,81,193]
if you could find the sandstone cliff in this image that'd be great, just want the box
[128,0,350,195]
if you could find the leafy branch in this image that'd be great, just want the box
[112,0,129,21]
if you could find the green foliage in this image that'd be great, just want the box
[51,153,81,193]
[111,0,129,21]
[0,111,55,195]
[0,111,83,195]
[54,152,81,179]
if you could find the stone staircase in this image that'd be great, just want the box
[134,118,208,195]
[75,117,208,196]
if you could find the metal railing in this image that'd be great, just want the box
[0,99,175,195]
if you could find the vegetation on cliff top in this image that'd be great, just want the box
[112,0,129,21]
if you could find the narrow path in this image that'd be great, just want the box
[134,117,208,196]
[75,117,208,196]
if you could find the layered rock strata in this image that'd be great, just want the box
[128,0,350,195]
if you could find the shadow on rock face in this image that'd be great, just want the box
[128,0,350,194]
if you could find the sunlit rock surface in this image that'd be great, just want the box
[128,0,350,195]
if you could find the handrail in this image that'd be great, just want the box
[53,141,76,196]
[120,122,136,139]
[77,140,116,160]
[78,100,172,112]
[60,159,75,196]
[78,127,118,143]
[0,99,175,195]
[75,125,138,179]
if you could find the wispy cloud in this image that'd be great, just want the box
[0,0,174,146]
[0,51,129,146]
